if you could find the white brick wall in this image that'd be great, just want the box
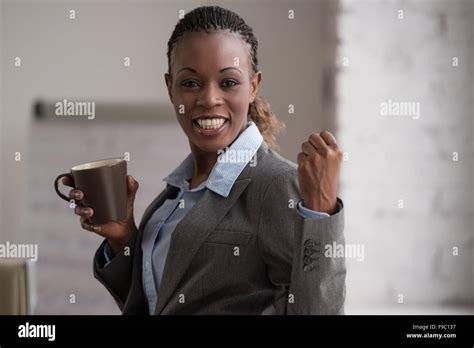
[338,0,473,313]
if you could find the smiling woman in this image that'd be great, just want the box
[165,7,284,155]
[164,27,271,188]
[63,5,346,315]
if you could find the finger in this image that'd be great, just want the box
[68,189,84,200]
[74,206,94,218]
[127,175,139,195]
[320,130,338,148]
[62,176,74,187]
[302,141,317,157]
[297,152,307,166]
[80,217,103,234]
[309,133,329,157]
[80,217,96,232]
[126,175,139,213]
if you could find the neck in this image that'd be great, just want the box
[188,120,249,188]
[189,143,218,179]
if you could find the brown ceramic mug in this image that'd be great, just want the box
[54,158,127,224]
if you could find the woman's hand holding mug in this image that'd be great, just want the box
[61,175,139,255]
[54,158,139,256]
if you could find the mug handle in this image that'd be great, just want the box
[54,173,75,202]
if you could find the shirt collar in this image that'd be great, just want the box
[163,121,263,197]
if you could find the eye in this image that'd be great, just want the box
[222,79,239,88]
[181,80,200,88]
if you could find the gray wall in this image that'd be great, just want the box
[1,0,334,314]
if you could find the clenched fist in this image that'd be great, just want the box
[297,131,343,215]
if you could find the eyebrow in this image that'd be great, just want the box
[177,67,243,75]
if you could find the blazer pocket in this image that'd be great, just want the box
[205,229,250,246]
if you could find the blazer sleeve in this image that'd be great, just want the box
[93,235,137,311]
[257,170,346,315]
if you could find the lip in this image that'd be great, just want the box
[192,114,229,121]
[192,118,229,137]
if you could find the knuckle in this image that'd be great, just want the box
[80,217,91,230]
[69,189,82,200]
[297,161,305,171]
[77,207,89,216]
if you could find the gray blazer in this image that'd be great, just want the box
[93,141,346,315]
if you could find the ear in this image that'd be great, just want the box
[249,71,262,103]
[164,73,173,103]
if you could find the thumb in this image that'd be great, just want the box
[126,175,139,214]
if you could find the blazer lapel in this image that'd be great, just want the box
[154,176,252,314]
[138,184,180,232]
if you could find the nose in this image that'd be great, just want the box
[196,83,223,108]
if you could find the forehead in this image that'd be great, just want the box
[171,31,251,72]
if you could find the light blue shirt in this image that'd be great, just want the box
[105,121,329,314]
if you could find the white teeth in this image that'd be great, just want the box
[196,118,226,129]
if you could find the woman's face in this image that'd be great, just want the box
[165,31,261,153]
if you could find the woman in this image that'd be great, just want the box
[63,6,345,315]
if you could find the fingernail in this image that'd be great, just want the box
[74,192,82,200]
[81,208,89,216]
[93,226,101,233]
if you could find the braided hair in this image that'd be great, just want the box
[166,5,285,150]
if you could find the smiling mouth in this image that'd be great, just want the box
[192,117,229,136]
[193,117,228,130]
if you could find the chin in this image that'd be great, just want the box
[193,138,229,153]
